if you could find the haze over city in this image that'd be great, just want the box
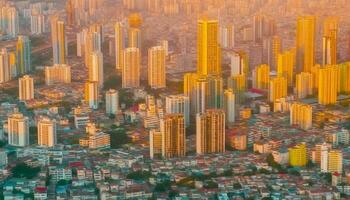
[1,0,350,199]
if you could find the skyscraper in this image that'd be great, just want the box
[195,75,223,114]
[252,64,270,90]
[8,112,29,147]
[89,51,104,88]
[269,77,287,102]
[220,24,235,49]
[322,17,338,65]
[196,109,225,154]
[160,114,186,158]
[290,102,312,130]
[339,62,350,94]
[0,48,11,83]
[115,22,125,70]
[16,36,31,74]
[230,51,248,76]
[38,117,57,147]
[296,16,315,72]
[318,65,339,105]
[105,89,119,115]
[149,129,162,159]
[128,28,141,49]
[148,46,166,89]
[165,95,190,127]
[327,150,343,173]
[224,89,235,124]
[50,16,66,64]
[122,47,140,88]
[277,49,295,86]
[85,81,99,109]
[197,19,221,76]
[295,72,313,99]
[18,75,34,101]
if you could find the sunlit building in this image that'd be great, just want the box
[296,16,315,72]
[165,95,190,127]
[223,89,235,124]
[318,65,339,105]
[8,112,29,147]
[269,77,287,102]
[197,19,221,76]
[322,17,338,65]
[105,89,119,115]
[196,109,225,154]
[148,46,166,89]
[230,51,248,76]
[50,16,66,64]
[89,51,104,88]
[16,36,31,74]
[38,117,57,147]
[45,64,71,85]
[290,102,312,130]
[220,24,235,49]
[289,143,307,167]
[149,129,162,159]
[19,75,34,101]
[84,81,99,109]
[122,47,140,88]
[295,72,313,99]
[338,62,350,94]
[277,49,295,86]
[253,64,270,90]
[115,22,125,70]
[0,48,11,83]
[128,28,141,49]
[160,114,185,158]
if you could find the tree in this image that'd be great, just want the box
[126,170,151,181]
[11,163,40,179]
[108,128,131,149]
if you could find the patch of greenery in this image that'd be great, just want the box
[11,163,40,179]
[126,170,152,181]
[108,128,131,149]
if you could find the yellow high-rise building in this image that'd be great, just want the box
[84,81,99,109]
[311,64,320,90]
[277,49,295,86]
[296,16,315,73]
[227,74,246,92]
[128,28,141,49]
[322,17,338,66]
[296,72,313,99]
[338,62,350,94]
[115,22,124,70]
[148,46,166,88]
[318,65,340,105]
[122,47,140,88]
[149,129,162,159]
[50,16,66,64]
[184,72,198,115]
[253,64,270,90]
[160,114,185,158]
[271,36,281,70]
[328,150,343,173]
[197,19,221,76]
[196,109,225,154]
[289,143,308,167]
[290,102,312,130]
[269,77,287,102]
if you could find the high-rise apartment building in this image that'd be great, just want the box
[89,51,104,88]
[196,109,225,154]
[149,129,162,159]
[84,81,99,109]
[148,46,166,88]
[318,65,339,105]
[296,16,315,72]
[160,114,185,158]
[16,36,31,74]
[290,102,312,130]
[295,72,313,99]
[8,112,30,147]
[165,95,190,127]
[197,19,221,76]
[18,75,34,101]
[223,89,235,124]
[115,22,125,70]
[50,16,66,64]
[289,143,307,167]
[269,77,287,102]
[105,89,119,115]
[38,117,57,147]
[253,64,270,90]
[122,47,140,88]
